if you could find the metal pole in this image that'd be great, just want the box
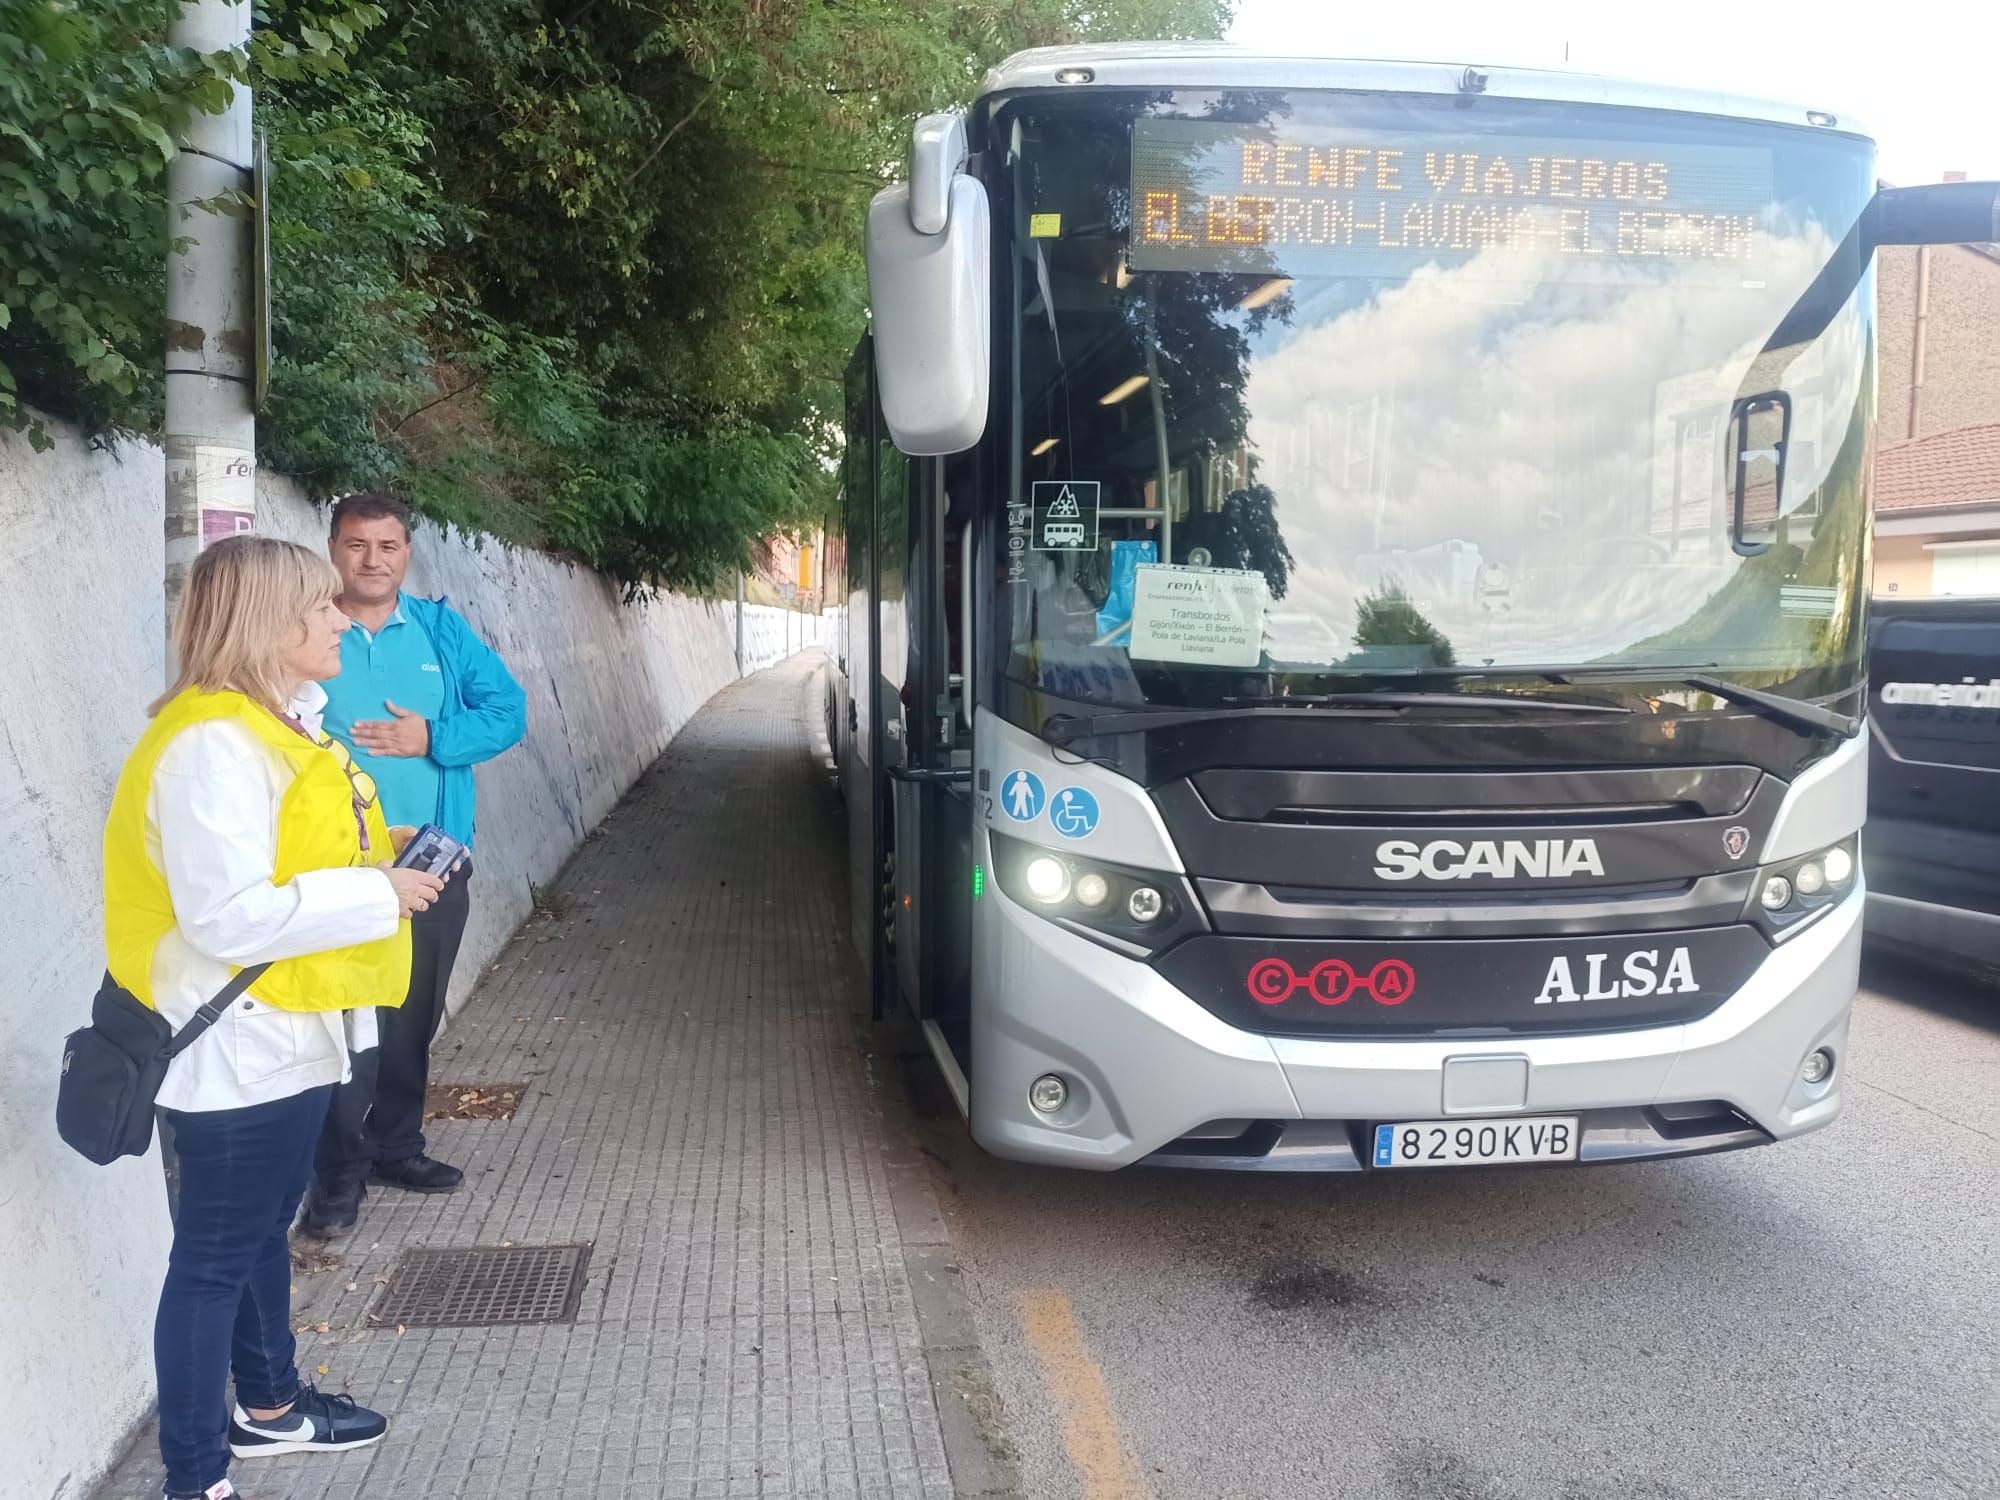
[160,0,254,1216]
[735,569,745,674]
[164,0,257,633]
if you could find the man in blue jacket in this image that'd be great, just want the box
[303,492,527,1238]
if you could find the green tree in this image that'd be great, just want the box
[1350,582,1457,668]
[4,0,1232,589]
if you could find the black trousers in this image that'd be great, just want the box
[314,863,473,1185]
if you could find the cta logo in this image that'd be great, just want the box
[1248,956,1416,1007]
[1534,946,1697,1004]
[1373,838,1605,881]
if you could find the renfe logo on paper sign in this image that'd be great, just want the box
[1128,564,1265,668]
[1031,481,1100,552]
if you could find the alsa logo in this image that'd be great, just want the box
[1374,838,1605,881]
[1535,947,1697,1004]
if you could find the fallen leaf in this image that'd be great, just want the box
[396,1323,406,1335]
[316,1365,329,1376]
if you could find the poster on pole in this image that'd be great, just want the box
[192,445,258,547]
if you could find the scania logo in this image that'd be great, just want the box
[1248,957,1416,1007]
[1534,946,1697,1004]
[1722,825,1751,860]
[1373,838,1605,881]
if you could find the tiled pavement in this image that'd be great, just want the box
[96,655,970,1500]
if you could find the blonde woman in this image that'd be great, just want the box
[102,535,446,1500]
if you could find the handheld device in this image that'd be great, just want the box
[392,823,466,877]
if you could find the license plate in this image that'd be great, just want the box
[1372,1116,1580,1169]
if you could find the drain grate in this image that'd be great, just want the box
[368,1243,591,1328]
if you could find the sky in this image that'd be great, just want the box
[1226,0,1998,187]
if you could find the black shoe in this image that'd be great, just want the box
[165,1481,240,1499]
[300,1179,366,1239]
[229,1382,389,1458]
[371,1153,463,1193]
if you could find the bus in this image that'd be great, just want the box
[1864,594,2000,978]
[823,44,2000,1171]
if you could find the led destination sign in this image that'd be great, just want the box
[1129,119,1776,280]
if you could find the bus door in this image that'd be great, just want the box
[884,454,977,1085]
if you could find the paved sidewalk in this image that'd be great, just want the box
[97,656,967,1500]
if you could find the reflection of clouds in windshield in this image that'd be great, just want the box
[1245,225,1862,665]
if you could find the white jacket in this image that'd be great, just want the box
[147,682,401,1113]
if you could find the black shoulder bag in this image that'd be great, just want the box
[56,965,270,1165]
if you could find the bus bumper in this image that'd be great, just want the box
[970,884,1861,1172]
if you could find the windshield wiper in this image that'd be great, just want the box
[1539,668,1859,737]
[1040,691,1628,747]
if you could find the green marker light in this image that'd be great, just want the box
[973,863,985,900]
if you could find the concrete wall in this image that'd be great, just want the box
[0,424,823,1500]
[1877,243,2000,443]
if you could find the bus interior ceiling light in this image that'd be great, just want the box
[1031,437,1059,456]
[1100,374,1150,405]
[1240,277,1293,310]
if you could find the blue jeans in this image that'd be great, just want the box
[156,1085,332,1495]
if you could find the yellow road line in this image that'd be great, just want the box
[1019,1289,1153,1500]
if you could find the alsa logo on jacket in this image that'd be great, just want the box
[1535,947,1697,1004]
[1373,838,1605,881]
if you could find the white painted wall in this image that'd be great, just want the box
[0,424,822,1500]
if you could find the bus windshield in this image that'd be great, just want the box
[998,89,1877,708]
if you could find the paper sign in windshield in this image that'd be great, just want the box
[1129,565,1266,667]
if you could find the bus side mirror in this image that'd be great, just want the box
[866,113,991,456]
[1867,179,2000,247]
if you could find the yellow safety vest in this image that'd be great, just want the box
[104,687,411,1013]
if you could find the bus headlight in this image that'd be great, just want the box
[1748,836,1858,935]
[987,831,1202,953]
[1024,856,1071,904]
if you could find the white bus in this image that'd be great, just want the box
[825,43,1999,1170]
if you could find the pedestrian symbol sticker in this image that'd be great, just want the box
[1001,770,1046,822]
[1031,480,1100,553]
[1050,786,1100,839]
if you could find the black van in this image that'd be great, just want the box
[1865,595,2000,975]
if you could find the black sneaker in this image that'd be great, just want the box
[371,1153,463,1193]
[165,1481,240,1499]
[229,1383,389,1458]
[300,1179,366,1239]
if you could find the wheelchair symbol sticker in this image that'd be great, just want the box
[1050,786,1100,839]
[1001,770,1046,822]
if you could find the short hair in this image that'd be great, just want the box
[329,491,413,541]
[153,535,343,717]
